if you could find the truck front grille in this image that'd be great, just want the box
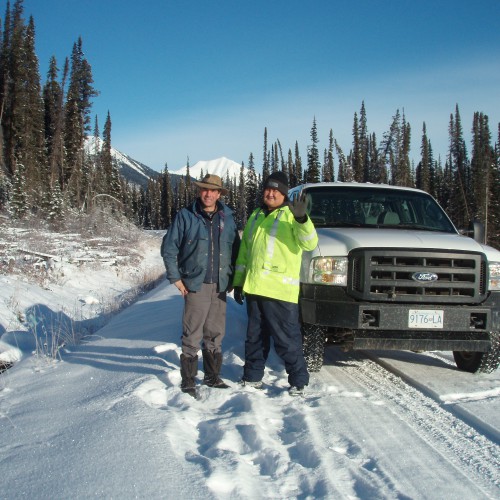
[349,249,487,304]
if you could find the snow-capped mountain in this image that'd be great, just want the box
[85,139,244,189]
[85,136,160,189]
[172,157,246,181]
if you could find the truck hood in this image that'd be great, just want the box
[312,228,500,261]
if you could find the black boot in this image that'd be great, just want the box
[202,350,229,389]
[180,354,198,398]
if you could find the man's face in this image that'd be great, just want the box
[263,188,285,209]
[199,188,221,211]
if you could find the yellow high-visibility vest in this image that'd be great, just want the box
[233,206,318,303]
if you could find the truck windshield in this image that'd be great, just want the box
[303,186,456,233]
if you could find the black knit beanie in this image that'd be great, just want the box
[263,171,289,196]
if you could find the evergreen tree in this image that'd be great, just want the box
[294,141,302,185]
[43,57,63,181]
[44,56,68,189]
[270,143,276,173]
[432,155,444,205]
[0,170,11,211]
[488,124,500,248]
[236,161,246,228]
[64,37,98,206]
[470,112,495,243]
[334,139,353,181]
[262,127,269,180]
[0,3,12,150]
[245,152,258,215]
[287,148,295,187]
[323,129,334,182]
[184,157,194,205]
[276,139,286,171]
[225,170,234,208]
[427,142,437,199]
[2,0,25,176]
[359,101,369,182]
[399,112,412,186]
[102,111,121,200]
[20,16,45,202]
[306,117,320,182]
[368,132,386,183]
[160,163,173,228]
[383,109,412,186]
[148,175,161,229]
[352,111,363,181]
[447,105,470,228]
[90,115,104,195]
[416,122,431,193]
[10,161,27,218]
[45,178,64,225]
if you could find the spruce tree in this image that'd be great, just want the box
[3,0,25,176]
[487,124,500,248]
[0,171,10,211]
[262,127,269,180]
[416,122,431,193]
[270,143,276,173]
[334,139,353,181]
[10,161,27,218]
[447,105,471,228]
[323,129,334,182]
[470,112,495,242]
[294,141,302,185]
[359,101,369,182]
[183,157,192,205]
[21,16,45,202]
[306,117,320,182]
[64,37,98,206]
[399,112,412,186]
[352,112,363,181]
[236,161,246,228]
[245,152,258,215]
[287,148,295,187]
[160,163,173,228]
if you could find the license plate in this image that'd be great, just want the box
[408,309,444,329]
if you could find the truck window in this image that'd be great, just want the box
[304,186,456,232]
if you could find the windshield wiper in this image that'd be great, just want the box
[394,224,450,232]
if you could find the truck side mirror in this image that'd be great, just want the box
[469,220,485,244]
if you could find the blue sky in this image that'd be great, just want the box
[13,0,500,173]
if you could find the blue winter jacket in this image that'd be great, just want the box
[161,200,240,292]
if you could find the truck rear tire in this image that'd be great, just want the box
[453,331,500,374]
[302,323,326,372]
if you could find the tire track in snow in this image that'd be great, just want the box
[326,349,500,498]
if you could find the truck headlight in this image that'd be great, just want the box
[490,262,500,290]
[310,257,348,285]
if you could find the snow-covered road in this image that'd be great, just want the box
[1,279,499,499]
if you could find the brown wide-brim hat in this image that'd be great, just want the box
[194,174,228,195]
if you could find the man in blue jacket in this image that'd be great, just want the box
[161,174,240,397]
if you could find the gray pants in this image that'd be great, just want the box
[182,283,227,357]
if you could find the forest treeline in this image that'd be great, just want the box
[0,0,499,249]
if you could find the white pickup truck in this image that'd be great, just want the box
[288,182,500,373]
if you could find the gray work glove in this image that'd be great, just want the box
[234,286,244,305]
[289,195,307,221]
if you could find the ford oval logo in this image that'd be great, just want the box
[412,272,438,282]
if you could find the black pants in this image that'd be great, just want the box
[243,294,309,387]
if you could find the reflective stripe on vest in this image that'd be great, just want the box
[264,209,284,267]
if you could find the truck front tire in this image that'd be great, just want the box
[302,323,326,372]
[453,331,500,374]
